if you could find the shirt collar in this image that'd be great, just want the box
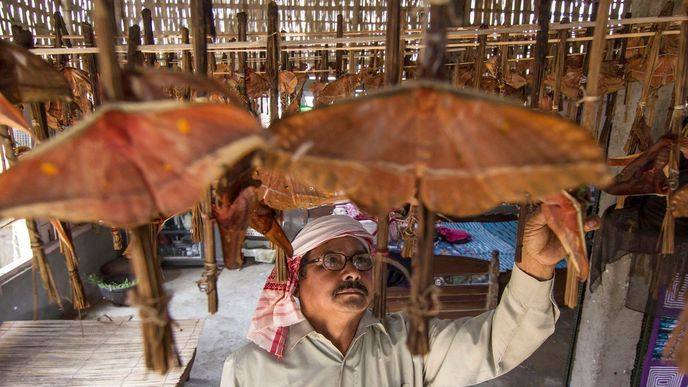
[284,310,391,353]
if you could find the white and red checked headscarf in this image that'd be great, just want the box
[246,215,374,358]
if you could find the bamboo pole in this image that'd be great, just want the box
[142,8,157,66]
[530,0,552,109]
[95,0,180,372]
[406,1,447,356]
[335,14,344,76]
[371,0,403,320]
[127,25,144,69]
[238,12,248,100]
[552,18,570,112]
[580,0,611,139]
[267,1,280,122]
[52,12,69,68]
[81,23,101,107]
[191,0,220,315]
[319,47,329,82]
[384,0,402,86]
[473,25,488,89]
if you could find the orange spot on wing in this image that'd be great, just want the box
[177,119,191,134]
[40,162,59,175]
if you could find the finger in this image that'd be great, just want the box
[583,216,601,232]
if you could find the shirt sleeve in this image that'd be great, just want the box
[423,264,560,386]
[220,353,241,387]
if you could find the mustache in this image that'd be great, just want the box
[332,280,368,296]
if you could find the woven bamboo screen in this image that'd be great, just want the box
[2,0,627,42]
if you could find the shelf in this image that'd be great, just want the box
[161,229,193,235]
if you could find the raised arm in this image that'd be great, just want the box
[423,208,599,385]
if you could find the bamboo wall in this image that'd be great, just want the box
[1,0,629,42]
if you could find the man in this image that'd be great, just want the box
[221,211,598,386]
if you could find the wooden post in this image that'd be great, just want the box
[499,33,510,95]
[280,31,289,71]
[190,0,220,314]
[267,1,280,122]
[530,0,553,109]
[487,250,500,309]
[142,8,156,67]
[53,12,70,68]
[384,0,402,86]
[94,0,179,372]
[238,12,248,99]
[319,47,329,82]
[335,14,344,76]
[191,0,208,83]
[81,22,101,107]
[406,2,449,356]
[552,19,570,112]
[127,25,144,69]
[94,0,123,101]
[473,25,488,89]
[181,27,192,73]
[349,0,360,73]
[580,0,611,139]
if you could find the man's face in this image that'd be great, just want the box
[298,236,373,315]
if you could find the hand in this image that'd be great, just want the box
[516,207,600,281]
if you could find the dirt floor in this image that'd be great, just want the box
[86,261,575,386]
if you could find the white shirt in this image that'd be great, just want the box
[221,265,559,387]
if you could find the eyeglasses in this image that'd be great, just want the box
[306,252,374,272]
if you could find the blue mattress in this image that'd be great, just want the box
[393,221,567,272]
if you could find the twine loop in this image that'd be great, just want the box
[128,292,172,328]
[196,262,220,293]
[405,285,442,327]
[576,86,600,106]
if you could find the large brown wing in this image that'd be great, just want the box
[0,101,263,227]
[266,82,609,217]
[0,40,71,103]
[671,186,688,218]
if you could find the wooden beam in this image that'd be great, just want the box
[580,0,611,139]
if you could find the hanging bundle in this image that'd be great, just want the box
[51,220,89,311]
[401,205,419,258]
[127,224,180,373]
[27,219,62,311]
[406,205,440,355]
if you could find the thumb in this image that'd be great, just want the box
[583,216,601,232]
